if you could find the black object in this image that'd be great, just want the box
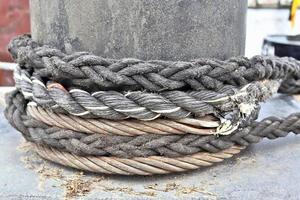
[262,35,300,59]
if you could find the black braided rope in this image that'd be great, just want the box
[8,35,300,93]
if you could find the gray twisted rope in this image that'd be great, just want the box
[8,35,300,93]
[14,66,279,127]
[5,90,300,158]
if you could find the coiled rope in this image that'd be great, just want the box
[4,34,300,175]
[6,90,300,158]
[35,144,245,175]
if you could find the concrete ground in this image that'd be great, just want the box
[1,8,300,200]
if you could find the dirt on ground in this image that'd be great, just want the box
[17,140,217,200]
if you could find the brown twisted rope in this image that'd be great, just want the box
[34,144,245,175]
[27,105,220,136]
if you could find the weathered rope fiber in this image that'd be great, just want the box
[8,35,300,93]
[5,34,300,175]
[14,66,278,121]
[3,90,252,157]
[34,144,245,175]
[5,91,300,158]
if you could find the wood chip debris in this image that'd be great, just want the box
[98,185,156,197]
[61,172,99,199]
[17,140,104,199]
[145,182,217,198]
[17,140,217,199]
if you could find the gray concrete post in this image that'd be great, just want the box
[30,0,247,61]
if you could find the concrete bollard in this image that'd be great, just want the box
[30,0,247,61]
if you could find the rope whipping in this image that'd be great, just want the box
[4,34,300,175]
